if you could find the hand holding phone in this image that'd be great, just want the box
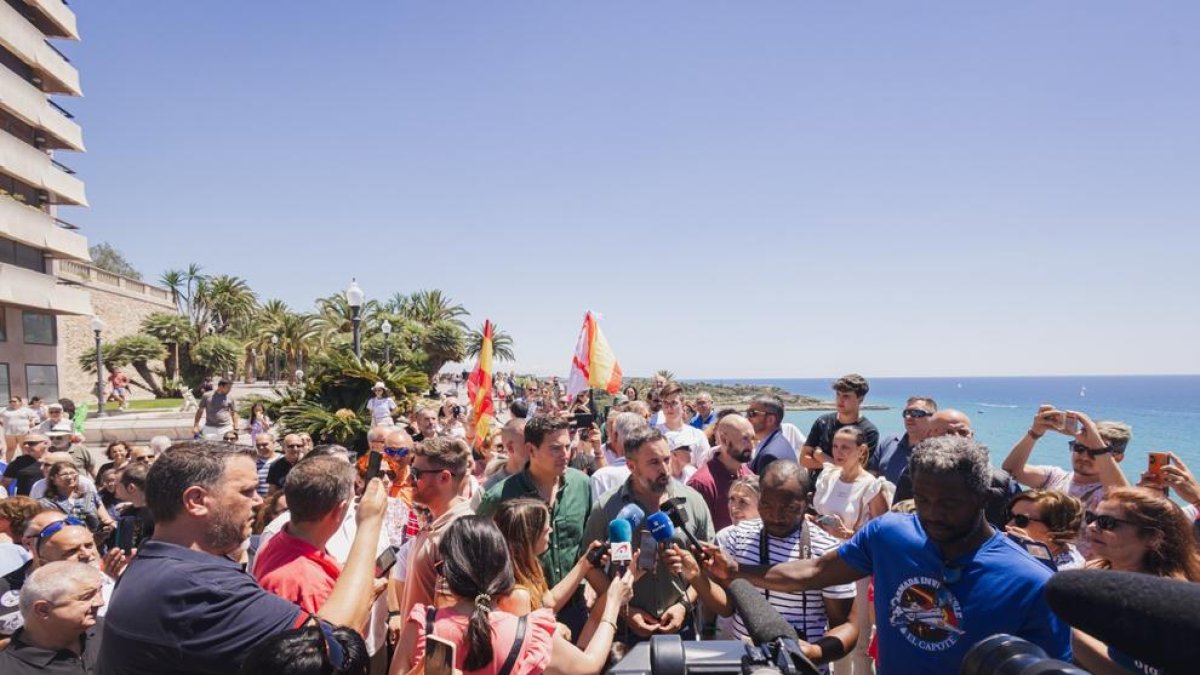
[1148,452,1170,482]
[364,451,382,485]
[637,531,657,572]
[374,547,397,578]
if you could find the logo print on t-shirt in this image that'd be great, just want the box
[888,576,965,652]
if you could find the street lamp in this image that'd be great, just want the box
[91,316,106,418]
[381,320,392,365]
[270,334,279,386]
[346,279,364,358]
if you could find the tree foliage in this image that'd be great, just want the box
[89,242,142,280]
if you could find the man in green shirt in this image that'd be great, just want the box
[477,415,594,640]
[583,426,714,645]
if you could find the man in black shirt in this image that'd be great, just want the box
[800,374,879,471]
[2,435,51,496]
[266,434,305,496]
[0,561,104,675]
[114,464,154,552]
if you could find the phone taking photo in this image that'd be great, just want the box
[364,451,382,484]
[1148,452,1170,495]
[425,635,456,675]
[375,547,397,578]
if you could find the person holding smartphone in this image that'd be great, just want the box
[1001,405,1132,557]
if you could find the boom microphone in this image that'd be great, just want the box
[662,497,709,560]
[726,578,797,644]
[1045,568,1200,674]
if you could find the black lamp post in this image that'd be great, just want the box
[91,316,106,418]
[270,335,279,386]
[381,319,392,365]
[346,279,364,358]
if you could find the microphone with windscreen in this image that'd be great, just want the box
[661,496,710,560]
[588,503,646,568]
[607,518,633,573]
[726,578,819,675]
[1046,568,1200,674]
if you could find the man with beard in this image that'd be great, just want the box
[97,441,387,675]
[583,426,714,645]
[687,414,755,531]
[704,435,1070,675]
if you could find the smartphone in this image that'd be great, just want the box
[425,635,456,675]
[573,412,595,430]
[364,451,382,484]
[1148,452,1170,482]
[1060,414,1080,436]
[815,514,841,529]
[375,547,397,578]
[637,530,657,572]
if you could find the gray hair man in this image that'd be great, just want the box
[0,562,104,672]
[590,411,646,501]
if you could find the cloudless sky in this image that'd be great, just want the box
[60,2,1200,378]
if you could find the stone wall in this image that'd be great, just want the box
[59,284,177,404]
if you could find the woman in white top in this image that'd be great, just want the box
[366,383,397,427]
[812,425,889,675]
[2,395,38,464]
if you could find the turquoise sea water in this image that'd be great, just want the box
[697,376,1200,477]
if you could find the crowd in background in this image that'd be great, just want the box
[0,372,1197,675]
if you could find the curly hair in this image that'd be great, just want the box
[1097,487,1200,581]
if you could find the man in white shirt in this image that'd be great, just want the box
[591,412,645,501]
[654,382,712,467]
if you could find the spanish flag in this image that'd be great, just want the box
[567,311,623,400]
[466,320,495,449]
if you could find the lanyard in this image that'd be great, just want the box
[758,522,811,630]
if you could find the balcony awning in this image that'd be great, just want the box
[0,64,84,151]
[0,1,82,96]
[0,196,89,260]
[0,261,91,315]
[0,131,87,207]
[23,0,80,41]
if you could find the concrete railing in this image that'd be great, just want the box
[55,259,175,306]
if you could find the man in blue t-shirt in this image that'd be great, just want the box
[704,434,1070,675]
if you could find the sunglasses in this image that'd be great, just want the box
[384,446,411,458]
[409,466,447,481]
[1007,514,1044,528]
[379,471,397,480]
[744,410,766,418]
[902,408,932,419]
[1068,442,1115,458]
[36,517,85,552]
[1085,511,1138,531]
[317,620,348,672]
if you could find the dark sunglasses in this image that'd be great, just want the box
[1007,514,1044,528]
[1069,442,1114,457]
[36,517,85,552]
[384,446,411,458]
[317,620,348,672]
[409,466,446,481]
[379,471,397,480]
[744,410,765,418]
[902,408,932,419]
[1085,511,1138,531]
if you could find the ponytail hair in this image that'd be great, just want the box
[437,516,516,671]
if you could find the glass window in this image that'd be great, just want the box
[25,364,57,402]
[0,307,6,341]
[0,364,8,403]
[13,243,43,272]
[0,238,13,266]
[22,312,55,345]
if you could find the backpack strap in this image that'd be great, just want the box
[497,614,528,675]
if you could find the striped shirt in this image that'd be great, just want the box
[720,518,855,644]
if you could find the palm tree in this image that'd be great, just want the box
[466,322,516,362]
[421,320,466,381]
[201,275,258,333]
[656,369,676,381]
[140,312,192,382]
[399,289,469,330]
[273,311,321,382]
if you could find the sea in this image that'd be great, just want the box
[695,376,1200,477]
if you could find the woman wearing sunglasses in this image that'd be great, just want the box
[1004,490,1085,571]
[1072,486,1200,674]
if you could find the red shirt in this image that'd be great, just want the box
[687,453,752,531]
[254,525,342,614]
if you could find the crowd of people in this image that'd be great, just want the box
[0,372,1197,675]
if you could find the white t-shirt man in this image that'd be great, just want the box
[655,420,712,467]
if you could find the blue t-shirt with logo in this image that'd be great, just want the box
[838,513,1070,675]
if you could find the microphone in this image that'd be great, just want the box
[726,578,820,675]
[616,503,645,531]
[661,497,709,560]
[1046,569,1200,674]
[607,518,633,572]
[646,511,675,543]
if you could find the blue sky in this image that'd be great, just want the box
[61,2,1199,378]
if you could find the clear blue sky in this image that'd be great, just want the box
[62,2,1200,378]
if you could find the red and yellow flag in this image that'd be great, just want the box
[466,320,495,449]
[567,311,622,400]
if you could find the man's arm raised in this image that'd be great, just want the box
[701,543,864,593]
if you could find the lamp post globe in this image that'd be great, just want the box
[270,334,279,386]
[381,320,392,365]
[91,316,106,418]
[346,279,364,358]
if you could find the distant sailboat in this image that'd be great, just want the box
[956,383,963,389]
[1080,386,1087,398]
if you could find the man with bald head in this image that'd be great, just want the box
[482,418,527,491]
[929,409,974,438]
[687,414,755,531]
[266,433,307,496]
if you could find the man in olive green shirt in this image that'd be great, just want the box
[583,426,714,645]
[476,415,594,639]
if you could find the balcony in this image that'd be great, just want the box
[20,0,80,41]
[0,58,84,150]
[0,0,82,96]
[0,129,87,206]
[0,194,88,260]
[54,260,176,308]
[0,260,90,315]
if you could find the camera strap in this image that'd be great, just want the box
[759,522,811,623]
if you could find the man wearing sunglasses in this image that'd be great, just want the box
[1001,405,1131,557]
[871,397,937,494]
[746,395,798,476]
[266,434,307,498]
[706,434,1071,675]
[2,435,51,496]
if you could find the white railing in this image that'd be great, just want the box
[55,260,175,304]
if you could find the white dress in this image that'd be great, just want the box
[812,463,887,539]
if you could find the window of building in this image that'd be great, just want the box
[0,364,9,402]
[25,364,58,402]
[13,242,44,272]
[0,307,6,341]
[22,311,55,345]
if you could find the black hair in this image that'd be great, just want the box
[239,624,369,675]
[524,414,570,447]
[508,400,529,419]
[438,516,515,671]
[145,441,254,522]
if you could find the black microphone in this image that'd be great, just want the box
[1046,568,1200,674]
[726,578,797,643]
[661,497,709,560]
